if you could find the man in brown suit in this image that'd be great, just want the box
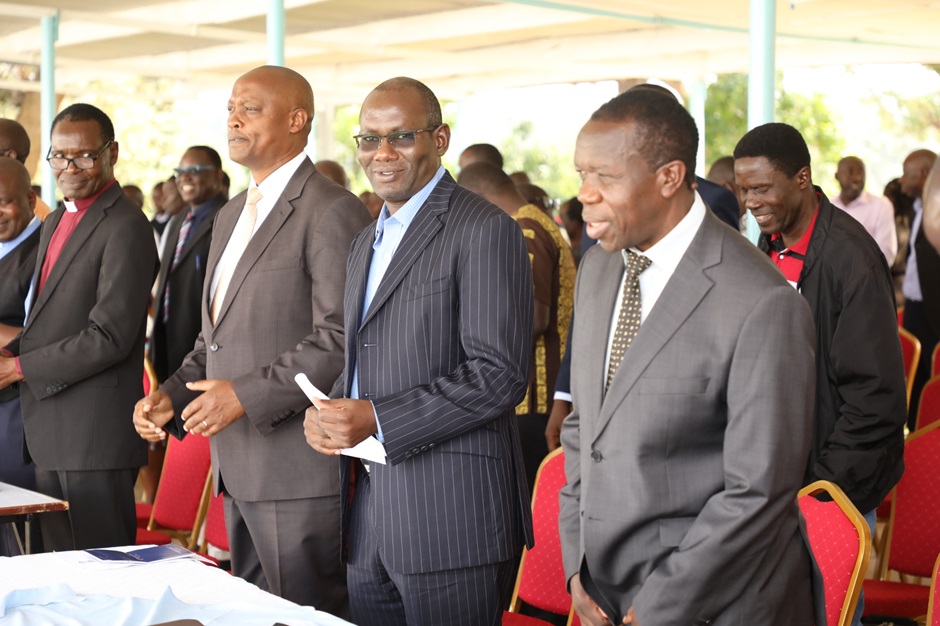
[133,66,370,616]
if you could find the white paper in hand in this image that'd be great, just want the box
[294,373,387,465]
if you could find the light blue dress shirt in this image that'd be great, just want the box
[350,166,446,441]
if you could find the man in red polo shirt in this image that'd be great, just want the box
[734,122,907,626]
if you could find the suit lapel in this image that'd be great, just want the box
[591,213,722,444]
[173,196,224,270]
[211,159,311,326]
[27,185,119,325]
[359,175,452,329]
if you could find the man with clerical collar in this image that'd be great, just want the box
[0,156,41,555]
[735,122,907,626]
[0,103,158,551]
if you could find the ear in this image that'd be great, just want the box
[795,166,811,189]
[288,108,310,135]
[27,189,37,213]
[110,141,119,166]
[434,124,451,157]
[658,160,686,199]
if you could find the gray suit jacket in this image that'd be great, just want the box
[335,173,535,574]
[9,183,158,470]
[161,157,371,502]
[560,210,816,625]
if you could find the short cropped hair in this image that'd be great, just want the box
[733,122,810,178]
[187,145,223,169]
[373,77,442,128]
[52,103,115,144]
[591,89,698,187]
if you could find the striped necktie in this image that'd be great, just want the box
[162,208,194,323]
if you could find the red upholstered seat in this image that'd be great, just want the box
[503,448,571,625]
[201,490,229,553]
[502,612,559,626]
[135,527,172,546]
[799,481,870,626]
[864,421,940,620]
[916,376,940,430]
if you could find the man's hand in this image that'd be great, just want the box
[180,379,245,437]
[313,398,377,448]
[570,573,614,626]
[304,406,345,456]
[545,400,572,451]
[0,356,24,391]
[623,606,637,625]
[134,391,175,442]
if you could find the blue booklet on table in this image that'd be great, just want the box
[86,544,197,563]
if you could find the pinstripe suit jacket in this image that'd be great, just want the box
[335,172,536,574]
[160,157,372,502]
[7,183,158,470]
[560,211,816,625]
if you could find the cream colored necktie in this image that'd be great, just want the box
[210,187,262,324]
[606,251,652,390]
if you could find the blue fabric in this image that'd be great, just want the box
[0,218,40,262]
[0,584,352,625]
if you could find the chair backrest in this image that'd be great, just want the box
[899,327,921,407]
[916,376,940,431]
[201,489,229,552]
[509,448,570,617]
[932,343,940,379]
[799,480,871,626]
[883,420,940,579]
[150,433,212,534]
[928,552,940,626]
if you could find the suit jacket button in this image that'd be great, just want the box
[420,445,428,452]
[210,343,219,352]
[404,450,412,458]
[591,450,603,463]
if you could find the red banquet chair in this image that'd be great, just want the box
[503,448,571,626]
[799,480,871,626]
[932,344,940,379]
[899,327,921,409]
[916,376,940,431]
[928,552,940,626]
[135,433,212,550]
[200,489,229,554]
[863,421,940,620]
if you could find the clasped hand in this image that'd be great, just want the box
[133,379,244,440]
[304,398,377,456]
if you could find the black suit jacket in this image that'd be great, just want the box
[150,195,225,381]
[0,226,40,403]
[335,172,535,574]
[7,183,158,470]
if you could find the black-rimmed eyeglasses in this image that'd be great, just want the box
[47,140,114,171]
[353,127,438,151]
[174,165,217,177]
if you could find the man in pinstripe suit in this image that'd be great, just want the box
[305,77,535,626]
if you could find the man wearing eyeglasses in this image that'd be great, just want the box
[149,146,226,383]
[304,77,534,626]
[133,65,370,616]
[0,103,158,551]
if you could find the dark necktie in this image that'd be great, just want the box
[162,208,194,323]
[606,251,652,390]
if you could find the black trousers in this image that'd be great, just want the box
[903,299,939,429]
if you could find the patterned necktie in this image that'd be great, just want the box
[162,208,194,323]
[606,251,652,390]
[210,187,262,324]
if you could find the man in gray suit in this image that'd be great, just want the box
[133,66,370,615]
[559,89,816,625]
[304,77,534,626]
[0,104,158,551]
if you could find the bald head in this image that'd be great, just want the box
[316,159,349,188]
[459,143,503,172]
[707,156,735,188]
[457,161,523,215]
[0,119,30,163]
[228,65,315,181]
[901,149,937,200]
[0,156,36,242]
[370,76,442,128]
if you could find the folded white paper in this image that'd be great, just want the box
[294,373,387,465]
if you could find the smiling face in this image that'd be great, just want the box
[177,148,222,206]
[574,118,678,252]
[0,158,35,243]
[735,156,815,247]
[835,156,865,204]
[49,118,117,200]
[356,87,449,213]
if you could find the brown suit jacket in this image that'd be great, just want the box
[8,183,158,470]
[160,157,371,502]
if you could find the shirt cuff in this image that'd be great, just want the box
[371,401,385,443]
[554,391,572,403]
[14,357,24,380]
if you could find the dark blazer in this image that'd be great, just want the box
[561,209,816,625]
[914,222,940,337]
[0,226,40,403]
[149,195,225,382]
[760,190,907,514]
[160,157,371,502]
[335,172,535,575]
[7,184,158,470]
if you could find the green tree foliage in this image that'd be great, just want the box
[499,120,581,205]
[704,73,844,183]
[873,65,940,143]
